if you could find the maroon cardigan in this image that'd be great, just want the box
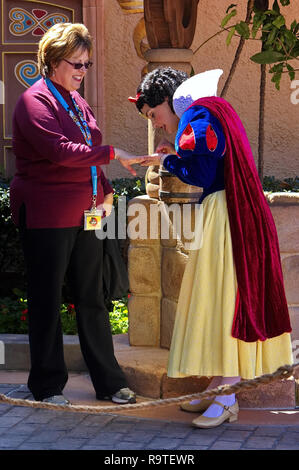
[10,78,114,229]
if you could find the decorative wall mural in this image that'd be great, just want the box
[9,8,69,37]
[15,60,41,88]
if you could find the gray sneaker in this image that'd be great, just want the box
[42,395,70,405]
[111,388,136,404]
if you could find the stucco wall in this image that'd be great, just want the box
[103,0,299,181]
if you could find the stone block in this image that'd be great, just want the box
[128,195,160,246]
[0,334,87,372]
[114,334,169,398]
[161,247,188,301]
[128,245,161,295]
[160,298,177,349]
[159,203,178,248]
[161,375,211,399]
[128,295,161,347]
[269,203,299,253]
[281,255,299,304]
[146,182,159,199]
[290,307,299,377]
[159,202,202,253]
[238,377,296,409]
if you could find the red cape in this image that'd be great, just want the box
[192,97,292,342]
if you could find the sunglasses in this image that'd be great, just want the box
[63,58,93,70]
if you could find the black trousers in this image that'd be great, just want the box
[19,206,127,401]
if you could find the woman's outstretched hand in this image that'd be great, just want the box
[114,148,147,176]
[140,153,164,166]
[139,139,176,166]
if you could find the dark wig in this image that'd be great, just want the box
[135,67,188,114]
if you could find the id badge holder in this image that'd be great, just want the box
[84,209,102,231]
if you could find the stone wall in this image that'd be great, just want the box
[128,193,299,365]
[268,193,299,364]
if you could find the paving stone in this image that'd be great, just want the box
[209,439,243,450]
[26,430,67,443]
[87,431,125,446]
[218,423,257,431]
[158,424,192,438]
[66,425,101,439]
[49,438,87,450]
[0,415,25,427]
[287,426,299,433]
[243,436,278,449]
[217,429,252,441]
[253,426,287,437]
[113,441,146,450]
[80,444,117,450]
[4,422,41,436]
[276,444,299,450]
[44,419,78,431]
[80,414,115,426]
[24,410,61,424]
[182,432,218,446]
[277,431,299,446]
[118,430,157,443]
[0,386,16,393]
[177,444,209,450]
[0,405,13,415]
[146,437,184,449]
[2,406,35,417]
[0,436,26,448]
[101,421,136,433]
[18,442,54,450]
[133,420,168,431]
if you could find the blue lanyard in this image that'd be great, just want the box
[45,78,97,206]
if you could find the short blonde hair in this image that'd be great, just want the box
[38,23,92,76]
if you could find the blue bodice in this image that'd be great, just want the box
[163,105,226,202]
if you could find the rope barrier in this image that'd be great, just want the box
[0,362,298,415]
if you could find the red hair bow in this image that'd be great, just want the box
[128,92,141,103]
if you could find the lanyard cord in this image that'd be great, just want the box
[45,78,97,207]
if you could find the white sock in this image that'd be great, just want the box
[189,376,222,406]
[202,376,240,418]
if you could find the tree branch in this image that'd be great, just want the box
[220,0,255,98]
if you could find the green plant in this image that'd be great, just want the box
[0,290,28,334]
[263,175,299,191]
[0,183,25,276]
[0,288,130,335]
[109,296,130,335]
[112,177,146,209]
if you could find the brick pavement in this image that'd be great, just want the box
[0,385,299,452]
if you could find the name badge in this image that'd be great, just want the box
[84,210,102,231]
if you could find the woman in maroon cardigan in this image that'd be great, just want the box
[10,23,138,405]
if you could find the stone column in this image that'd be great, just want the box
[128,0,201,348]
[144,48,193,75]
[127,196,162,346]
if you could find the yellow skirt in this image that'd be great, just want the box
[167,190,293,380]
